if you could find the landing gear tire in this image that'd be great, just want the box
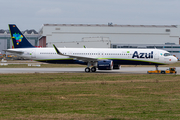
[85,67,90,73]
[91,67,96,72]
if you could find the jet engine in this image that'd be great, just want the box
[97,60,113,70]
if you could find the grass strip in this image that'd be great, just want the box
[0,73,180,119]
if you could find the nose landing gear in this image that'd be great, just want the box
[147,65,177,74]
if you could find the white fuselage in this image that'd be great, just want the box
[8,47,178,65]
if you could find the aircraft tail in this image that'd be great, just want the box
[9,24,35,48]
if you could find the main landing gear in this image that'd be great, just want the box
[85,62,97,73]
[85,67,96,73]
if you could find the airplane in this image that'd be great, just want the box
[4,24,178,72]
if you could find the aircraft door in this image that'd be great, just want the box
[154,50,159,60]
[68,51,73,55]
[31,49,36,58]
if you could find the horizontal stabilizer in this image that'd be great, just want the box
[3,49,24,54]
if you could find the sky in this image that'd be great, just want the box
[1,0,180,31]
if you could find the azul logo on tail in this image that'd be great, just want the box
[132,51,153,58]
[12,33,23,45]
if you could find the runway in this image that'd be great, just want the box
[0,67,180,74]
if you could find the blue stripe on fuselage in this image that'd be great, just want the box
[36,59,165,65]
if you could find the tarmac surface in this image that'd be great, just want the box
[0,67,180,74]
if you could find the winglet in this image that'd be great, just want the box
[53,44,64,55]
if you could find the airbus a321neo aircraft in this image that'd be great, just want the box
[4,24,178,72]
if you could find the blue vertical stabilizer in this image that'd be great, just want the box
[9,24,35,48]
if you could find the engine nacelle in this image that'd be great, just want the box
[97,60,113,70]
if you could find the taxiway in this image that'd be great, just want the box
[0,67,179,74]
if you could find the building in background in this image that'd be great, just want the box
[39,24,180,57]
[47,37,111,48]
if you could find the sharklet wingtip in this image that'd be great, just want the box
[53,44,62,55]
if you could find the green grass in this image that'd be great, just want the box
[0,73,180,119]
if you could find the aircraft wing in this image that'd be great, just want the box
[3,49,24,54]
[53,44,99,62]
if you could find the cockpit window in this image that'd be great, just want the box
[164,53,172,56]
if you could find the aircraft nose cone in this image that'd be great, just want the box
[172,57,178,63]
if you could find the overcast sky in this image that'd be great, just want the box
[1,0,180,31]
